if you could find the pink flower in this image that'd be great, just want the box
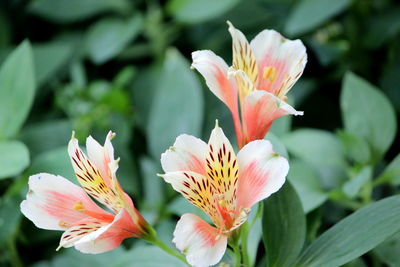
[160,123,289,267]
[192,22,307,148]
[21,132,149,253]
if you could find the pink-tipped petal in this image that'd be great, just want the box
[173,214,228,267]
[20,173,111,231]
[73,209,138,254]
[191,50,237,113]
[250,29,307,96]
[161,134,207,175]
[243,90,303,142]
[236,140,289,209]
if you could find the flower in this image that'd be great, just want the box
[21,131,149,253]
[159,122,289,267]
[192,21,307,148]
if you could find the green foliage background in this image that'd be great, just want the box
[0,0,400,266]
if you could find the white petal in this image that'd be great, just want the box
[20,173,108,230]
[161,134,207,175]
[236,140,289,209]
[173,214,227,267]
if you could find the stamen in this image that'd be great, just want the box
[73,201,85,212]
[58,220,70,228]
[263,66,277,83]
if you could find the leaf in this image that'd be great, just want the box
[342,166,372,198]
[337,130,371,165]
[0,141,30,179]
[147,48,203,159]
[167,0,240,23]
[140,156,164,209]
[262,182,306,267]
[265,133,288,159]
[28,0,130,23]
[19,120,72,155]
[341,72,397,160]
[33,42,74,87]
[378,153,400,186]
[0,40,35,139]
[27,146,75,183]
[365,7,400,49]
[288,160,327,213]
[0,194,22,246]
[295,195,400,267]
[285,0,351,36]
[282,128,346,168]
[374,231,400,267]
[85,15,143,64]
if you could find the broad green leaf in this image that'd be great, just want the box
[374,231,400,267]
[28,0,130,23]
[33,42,73,87]
[263,182,306,267]
[140,156,164,209]
[0,141,30,179]
[167,0,240,23]
[295,195,400,267]
[168,196,210,223]
[19,120,72,155]
[147,49,203,159]
[378,153,400,185]
[341,72,397,160]
[27,146,75,183]
[0,40,35,139]
[265,133,288,158]
[86,15,143,64]
[0,194,22,246]
[342,166,372,198]
[285,0,351,36]
[337,131,371,165]
[282,128,346,168]
[365,7,400,49]
[288,160,327,213]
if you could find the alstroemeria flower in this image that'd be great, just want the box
[21,131,149,253]
[192,22,307,148]
[160,123,288,267]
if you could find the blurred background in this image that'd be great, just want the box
[0,0,399,266]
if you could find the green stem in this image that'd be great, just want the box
[232,244,242,267]
[144,227,188,265]
[240,222,250,267]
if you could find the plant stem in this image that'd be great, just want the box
[240,222,251,267]
[232,243,242,267]
[144,226,188,265]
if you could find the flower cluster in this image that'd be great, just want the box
[21,22,306,266]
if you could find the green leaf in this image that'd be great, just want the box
[337,130,371,165]
[28,0,130,23]
[86,15,143,64]
[342,166,372,198]
[33,42,73,87]
[140,156,164,209]
[147,48,203,159]
[0,40,35,139]
[282,128,345,168]
[19,120,72,155]
[374,231,400,267]
[263,182,306,267]
[0,194,22,246]
[378,153,400,186]
[285,0,351,36]
[167,0,240,23]
[0,141,30,179]
[295,195,400,267]
[341,72,397,160]
[288,160,327,213]
[265,133,288,159]
[27,146,75,183]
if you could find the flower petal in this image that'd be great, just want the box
[68,135,123,213]
[243,90,303,142]
[160,171,220,225]
[250,29,307,97]
[86,131,116,188]
[228,21,259,87]
[191,50,237,113]
[161,134,207,175]
[20,173,112,231]
[173,213,228,267]
[206,124,238,214]
[236,140,289,209]
[72,209,138,254]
